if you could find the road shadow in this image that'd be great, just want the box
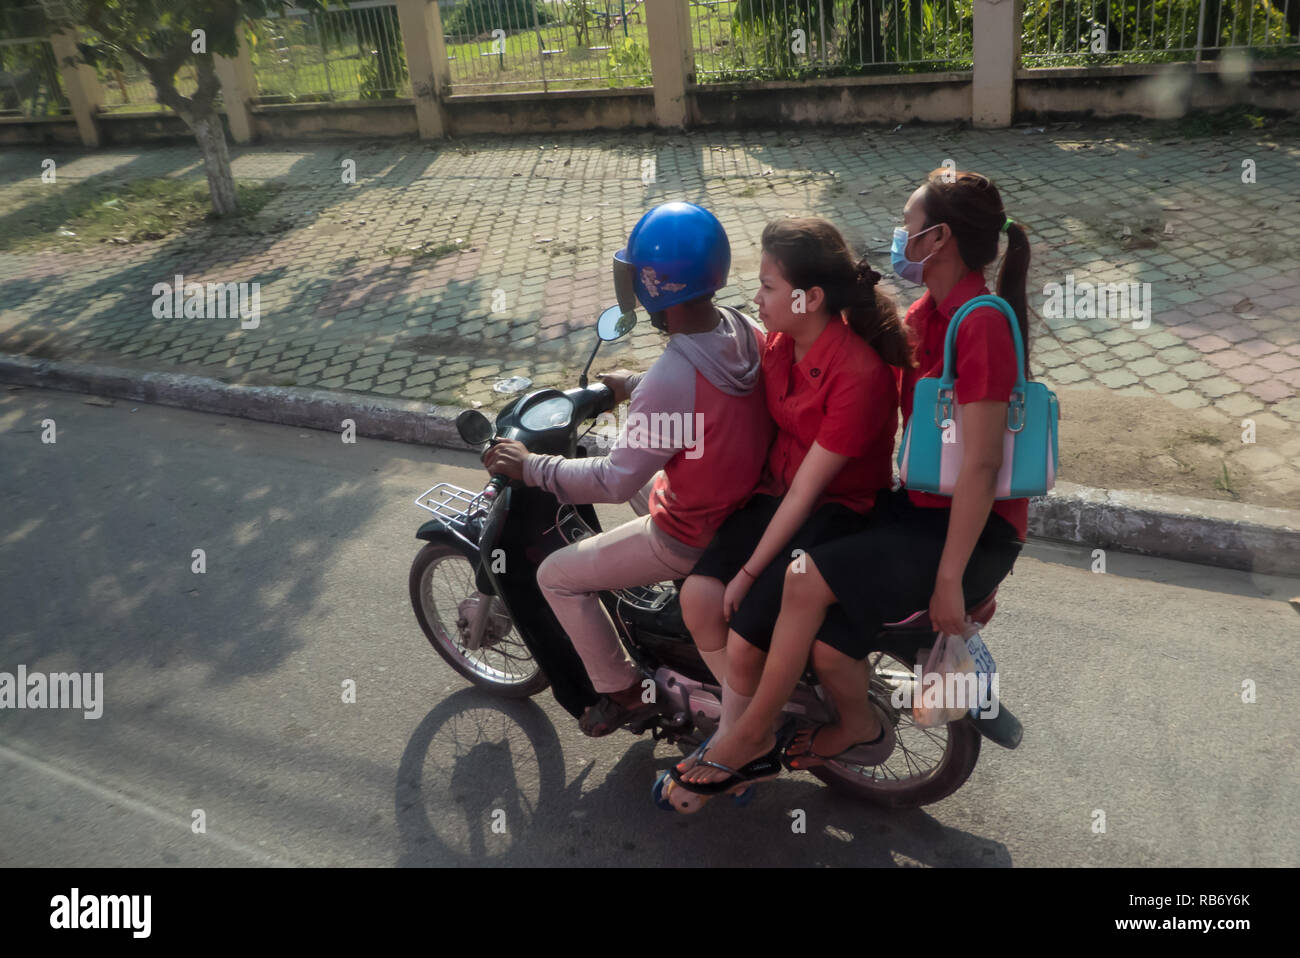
[393,688,1011,867]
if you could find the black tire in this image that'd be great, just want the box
[409,539,549,699]
[808,644,981,808]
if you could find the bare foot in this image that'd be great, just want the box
[679,726,774,787]
[787,714,883,769]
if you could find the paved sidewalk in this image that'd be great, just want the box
[0,121,1297,508]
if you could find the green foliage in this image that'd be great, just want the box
[606,34,649,84]
[727,0,972,77]
[442,0,557,37]
[1021,0,1295,62]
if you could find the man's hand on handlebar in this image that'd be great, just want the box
[482,438,529,481]
[597,368,638,404]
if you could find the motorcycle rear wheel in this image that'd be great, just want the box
[409,540,549,698]
[808,645,981,808]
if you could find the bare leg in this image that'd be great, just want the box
[679,557,837,785]
[787,640,881,767]
[678,631,764,784]
[679,574,728,684]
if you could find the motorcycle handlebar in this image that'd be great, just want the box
[566,383,617,424]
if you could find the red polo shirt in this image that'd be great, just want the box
[755,316,899,514]
[899,270,1029,540]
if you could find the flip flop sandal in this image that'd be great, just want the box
[667,743,783,797]
[673,734,714,775]
[579,693,663,738]
[652,771,675,811]
[784,705,897,770]
[661,772,750,815]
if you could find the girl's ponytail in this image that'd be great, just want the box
[923,169,1033,375]
[845,257,913,369]
[997,220,1031,364]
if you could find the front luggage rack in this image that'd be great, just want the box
[415,482,488,525]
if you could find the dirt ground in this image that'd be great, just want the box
[1053,387,1299,510]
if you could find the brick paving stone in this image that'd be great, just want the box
[1197,376,1240,399]
[1147,372,1190,394]
[1246,380,1294,404]
[1226,366,1271,386]
[1,124,1295,506]
[1165,390,1210,410]
[1129,357,1168,377]
[1113,341,1155,361]
[1214,394,1263,418]
[1206,351,1250,371]
[1081,354,1122,372]
[1097,368,1140,388]
[1258,353,1300,373]
[1174,361,1216,381]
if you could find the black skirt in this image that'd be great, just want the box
[806,488,1022,660]
[689,493,869,652]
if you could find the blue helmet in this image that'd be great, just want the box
[613,202,731,313]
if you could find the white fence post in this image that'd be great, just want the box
[646,0,692,129]
[395,0,450,138]
[214,22,257,144]
[972,0,1022,128]
[48,28,101,146]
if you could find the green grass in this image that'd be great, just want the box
[443,16,653,92]
[0,178,286,253]
[1214,462,1238,498]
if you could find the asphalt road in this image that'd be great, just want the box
[1,387,1296,867]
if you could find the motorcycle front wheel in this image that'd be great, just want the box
[409,539,549,698]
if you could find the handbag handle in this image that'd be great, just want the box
[935,294,1029,432]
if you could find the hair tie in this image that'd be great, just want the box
[1002,216,1014,233]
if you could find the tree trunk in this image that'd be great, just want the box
[71,14,240,214]
[192,111,238,217]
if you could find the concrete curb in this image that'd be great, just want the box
[1028,482,1299,577]
[4,352,1298,578]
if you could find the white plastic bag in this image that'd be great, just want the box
[912,631,979,728]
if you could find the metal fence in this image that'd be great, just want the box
[0,37,67,118]
[250,2,410,103]
[440,0,653,92]
[1022,0,1299,66]
[94,54,205,112]
[691,0,975,82]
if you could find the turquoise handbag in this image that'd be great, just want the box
[897,294,1059,499]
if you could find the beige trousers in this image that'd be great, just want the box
[535,475,703,694]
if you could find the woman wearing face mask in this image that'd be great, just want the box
[665,217,910,811]
[673,169,1031,799]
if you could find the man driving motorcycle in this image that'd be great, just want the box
[483,202,774,736]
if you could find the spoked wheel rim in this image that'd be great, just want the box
[418,552,540,688]
[820,649,955,791]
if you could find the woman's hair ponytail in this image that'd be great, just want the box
[922,169,1033,375]
[845,257,912,369]
[997,220,1031,364]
